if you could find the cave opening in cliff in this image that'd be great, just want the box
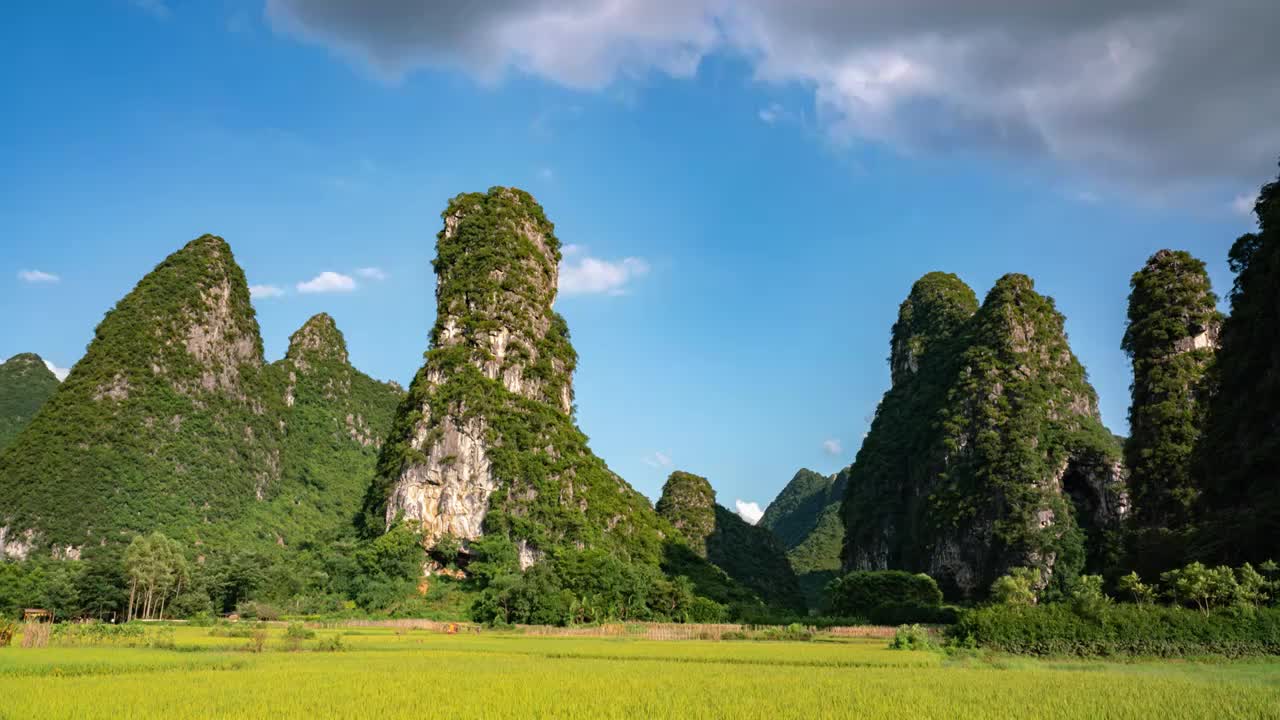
[1061,461,1101,535]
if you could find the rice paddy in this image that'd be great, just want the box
[1,625,1277,719]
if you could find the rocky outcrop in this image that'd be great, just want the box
[658,471,805,611]
[369,188,666,568]
[1122,250,1220,573]
[266,313,403,546]
[0,353,60,451]
[841,273,1127,598]
[0,238,400,559]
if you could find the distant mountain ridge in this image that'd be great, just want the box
[0,353,60,452]
[760,468,847,605]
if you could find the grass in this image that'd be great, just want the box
[0,626,1277,719]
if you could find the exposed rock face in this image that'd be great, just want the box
[841,273,1127,598]
[0,238,400,558]
[657,471,805,611]
[370,188,665,566]
[0,353,60,451]
[1122,249,1220,573]
[760,468,848,605]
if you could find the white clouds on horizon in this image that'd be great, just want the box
[18,269,59,284]
[250,284,287,299]
[297,271,357,293]
[266,0,1280,193]
[560,253,649,296]
[43,359,70,382]
[734,499,764,525]
[355,266,388,281]
[642,450,673,469]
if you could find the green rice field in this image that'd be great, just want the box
[1,625,1278,719]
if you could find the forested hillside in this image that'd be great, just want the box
[0,353,59,451]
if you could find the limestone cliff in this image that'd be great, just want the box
[0,235,284,556]
[0,238,401,560]
[253,313,403,546]
[368,188,666,568]
[657,471,805,611]
[1122,250,1220,574]
[841,273,1127,598]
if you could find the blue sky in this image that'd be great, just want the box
[2,1,1274,520]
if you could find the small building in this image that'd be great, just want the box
[22,609,52,622]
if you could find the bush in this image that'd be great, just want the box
[868,602,959,626]
[990,567,1041,606]
[950,603,1280,657]
[890,624,935,651]
[825,571,943,616]
[315,633,345,652]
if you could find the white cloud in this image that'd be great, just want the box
[43,359,70,382]
[642,451,672,469]
[734,499,764,525]
[758,102,786,124]
[1232,192,1257,217]
[297,271,357,294]
[355,267,388,281]
[17,269,59,284]
[250,284,286,299]
[267,1,1280,190]
[822,438,842,456]
[538,167,555,181]
[560,254,650,296]
[561,244,584,257]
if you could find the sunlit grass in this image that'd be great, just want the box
[0,625,1276,719]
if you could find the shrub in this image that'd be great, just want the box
[950,603,1280,657]
[990,567,1041,606]
[1117,572,1156,605]
[0,620,16,647]
[825,571,943,616]
[890,624,935,651]
[315,633,346,652]
[248,628,268,653]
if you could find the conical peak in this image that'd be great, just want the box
[286,313,349,369]
[429,186,576,414]
[3,353,46,369]
[1124,250,1219,359]
[656,471,717,547]
[890,271,978,386]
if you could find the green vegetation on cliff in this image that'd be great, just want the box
[1196,167,1280,563]
[657,471,804,612]
[0,353,59,451]
[367,188,667,565]
[0,237,400,561]
[842,272,1125,599]
[760,468,847,605]
[1122,250,1220,574]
